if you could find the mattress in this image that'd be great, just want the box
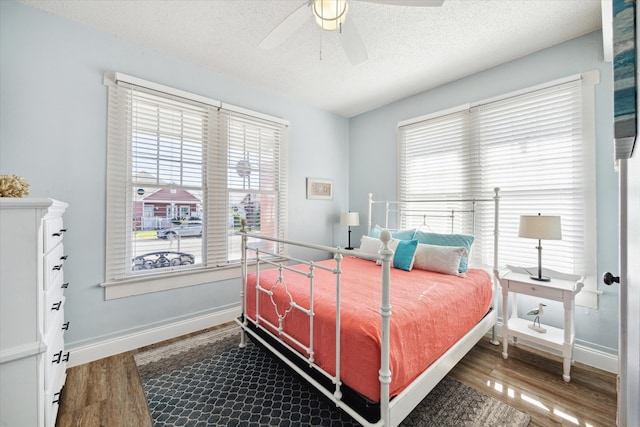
[245,256,492,402]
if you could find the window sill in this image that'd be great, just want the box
[101,265,242,300]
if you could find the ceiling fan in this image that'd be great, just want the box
[259,0,444,65]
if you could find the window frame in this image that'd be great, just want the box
[397,71,600,308]
[101,72,289,300]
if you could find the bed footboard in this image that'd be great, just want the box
[238,227,394,426]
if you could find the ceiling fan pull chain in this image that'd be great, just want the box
[337,0,343,34]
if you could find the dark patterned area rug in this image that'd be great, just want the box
[135,325,530,427]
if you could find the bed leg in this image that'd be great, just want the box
[490,325,500,346]
[239,317,247,348]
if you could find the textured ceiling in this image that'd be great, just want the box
[20,0,603,117]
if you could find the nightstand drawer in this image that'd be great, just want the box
[501,274,575,301]
[506,278,567,300]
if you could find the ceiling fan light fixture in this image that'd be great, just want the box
[312,0,349,31]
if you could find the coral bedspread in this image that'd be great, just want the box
[245,256,492,402]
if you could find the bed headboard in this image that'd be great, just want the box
[367,188,501,270]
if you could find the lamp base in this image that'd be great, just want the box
[345,247,354,250]
[530,275,551,282]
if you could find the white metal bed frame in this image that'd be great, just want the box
[236,188,501,426]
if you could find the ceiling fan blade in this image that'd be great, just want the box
[259,2,312,50]
[355,0,444,6]
[339,19,368,65]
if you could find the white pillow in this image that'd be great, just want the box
[413,243,468,277]
[359,236,401,266]
[360,235,382,256]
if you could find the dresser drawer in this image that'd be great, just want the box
[45,364,66,427]
[43,216,66,253]
[44,243,66,290]
[44,316,68,391]
[44,282,66,334]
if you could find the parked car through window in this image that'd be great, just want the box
[156,220,202,239]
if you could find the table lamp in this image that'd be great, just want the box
[518,213,562,281]
[341,211,360,250]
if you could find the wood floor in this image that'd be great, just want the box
[56,326,617,427]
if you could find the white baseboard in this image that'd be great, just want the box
[68,311,618,375]
[573,344,618,374]
[67,306,241,368]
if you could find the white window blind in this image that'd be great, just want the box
[398,75,597,306]
[103,73,288,295]
[223,110,289,261]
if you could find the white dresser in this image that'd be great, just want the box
[0,198,69,427]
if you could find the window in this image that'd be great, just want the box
[102,73,288,299]
[398,72,599,308]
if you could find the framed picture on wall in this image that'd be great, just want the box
[613,0,637,159]
[306,178,333,200]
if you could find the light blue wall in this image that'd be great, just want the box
[0,1,350,347]
[349,31,620,354]
[0,1,620,356]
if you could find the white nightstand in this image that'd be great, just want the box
[497,268,584,382]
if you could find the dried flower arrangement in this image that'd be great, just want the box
[0,174,30,198]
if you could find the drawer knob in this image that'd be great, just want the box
[62,321,70,331]
[52,264,63,271]
[52,351,69,364]
[51,301,62,311]
[62,282,69,289]
[60,255,68,260]
[53,390,62,404]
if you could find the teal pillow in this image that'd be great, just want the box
[413,231,474,273]
[370,225,416,241]
[393,239,418,271]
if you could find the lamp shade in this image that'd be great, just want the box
[340,212,360,227]
[518,214,562,240]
